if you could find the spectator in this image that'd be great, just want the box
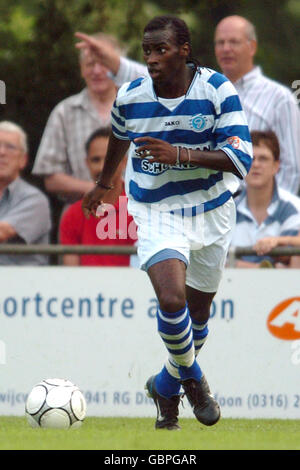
[0,121,51,265]
[253,232,300,268]
[76,15,300,194]
[32,33,123,205]
[59,127,137,266]
[214,15,300,194]
[230,130,300,268]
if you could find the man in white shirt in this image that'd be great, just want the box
[76,15,300,194]
[214,15,300,194]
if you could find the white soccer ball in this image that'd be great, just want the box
[25,378,87,429]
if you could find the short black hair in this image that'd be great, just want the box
[144,15,199,66]
[85,127,111,153]
[144,15,190,46]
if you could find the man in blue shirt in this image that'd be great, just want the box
[0,121,51,265]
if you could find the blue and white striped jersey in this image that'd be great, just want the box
[111,67,253,214]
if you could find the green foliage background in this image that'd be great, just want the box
[0,0,299,173]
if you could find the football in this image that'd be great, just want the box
[25,378,87,429]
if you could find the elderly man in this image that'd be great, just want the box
[0,121,51,265]
[214,15,300,194]
[32,33,122,205]
[76,15,300,194]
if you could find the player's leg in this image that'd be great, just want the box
[186,285,213,357]
[180,230,233,425]
[183,286,221,425]
[145,257,203,430]
[148,258,203,378]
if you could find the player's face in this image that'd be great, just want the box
[86,136,109,181]
[142,29,188,85]
[80,50,115,96]
[246,143,279,189]
[0,130,26,184]
[214,19,256,82]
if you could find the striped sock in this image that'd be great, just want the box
[157,304,202,383]
[160,319,209,392]
[192,319,209,357]
[157,304,195,368]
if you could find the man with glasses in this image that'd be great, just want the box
[0,121,51,265]
[214,15,300,195]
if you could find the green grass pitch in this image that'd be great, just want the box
[0,416,299,450]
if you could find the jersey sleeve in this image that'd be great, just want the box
[111,84,130,141]
[210,74,253,179]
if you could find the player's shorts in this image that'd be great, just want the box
[130,198,236,293]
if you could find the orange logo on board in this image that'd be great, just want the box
[267,297,300,340]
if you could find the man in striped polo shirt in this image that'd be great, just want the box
[81,16,252,430]
[231,130,300,268]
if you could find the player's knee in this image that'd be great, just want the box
[159,292,186,314]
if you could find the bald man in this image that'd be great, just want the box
[214,15,300,194]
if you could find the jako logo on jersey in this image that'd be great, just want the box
[189,114,209,132]
[267,297,300,340]
[164,120,180,127]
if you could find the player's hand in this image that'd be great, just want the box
[134,136,179,165]
[74,32,120,75]
[81,186,108,219]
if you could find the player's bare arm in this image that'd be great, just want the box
[82,133,130,218]
[134,136,240,176]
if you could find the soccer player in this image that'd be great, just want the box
[81,16,252,430]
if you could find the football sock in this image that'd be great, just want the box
[155,365,181,398]
[157,304,195,368]
[157,304,202,383]
[178,360,203,381]
[159,319,209,391]
[192,319,209,357]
